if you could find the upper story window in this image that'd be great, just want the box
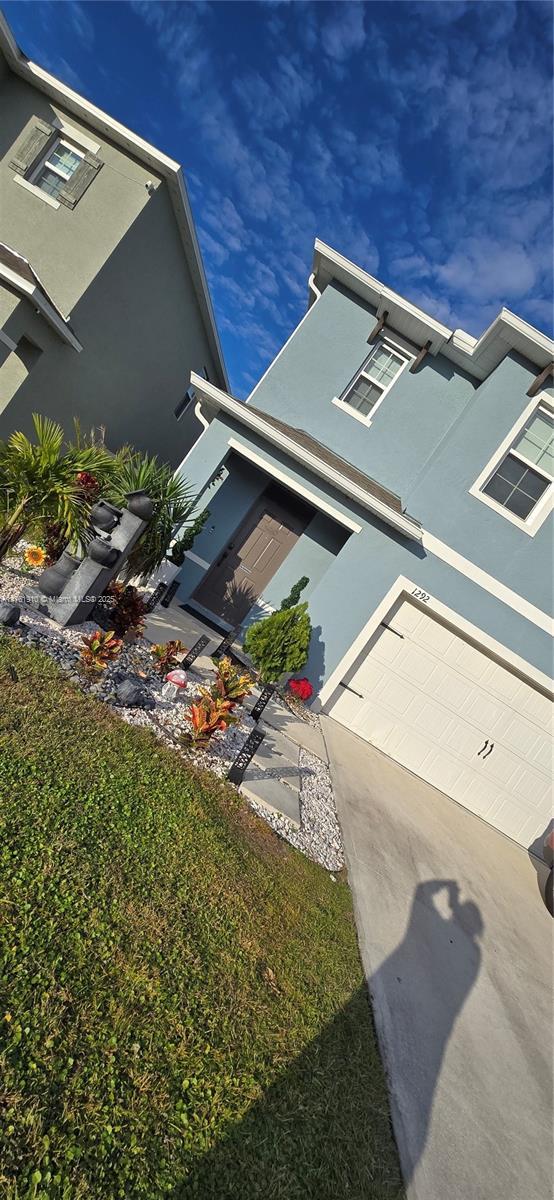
[9,116,103,210]
[470,394,554,536]
[29,138,84,200]
[333,338,411,426]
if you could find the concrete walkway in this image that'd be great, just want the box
[322,716,553,1200]
[145,599,326,822]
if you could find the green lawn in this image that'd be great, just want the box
[0,634,403,1200]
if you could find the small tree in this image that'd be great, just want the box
[280,576,309,610]
[243,602,312,684]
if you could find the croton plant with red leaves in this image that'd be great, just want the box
[75,471,100,500]
[288,677,313,703]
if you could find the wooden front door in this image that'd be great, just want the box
[193,493,308,625]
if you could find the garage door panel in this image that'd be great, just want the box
[331,598,553,849]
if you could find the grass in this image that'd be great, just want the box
[0,634,403,1199]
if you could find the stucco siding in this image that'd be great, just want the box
[303,523,552,694]
[0,71,220,465]
[177,413,551,689]
[247,282,476,496]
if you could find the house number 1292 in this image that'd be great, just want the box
[412,587,430,602]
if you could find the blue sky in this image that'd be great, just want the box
[4,0,552,396]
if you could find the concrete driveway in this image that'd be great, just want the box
[322,717,553,1200]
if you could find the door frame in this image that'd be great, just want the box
[191,487,310,622]
[318,574,553,711]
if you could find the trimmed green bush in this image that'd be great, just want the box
[280,575,309,610]
[243,601,312,683]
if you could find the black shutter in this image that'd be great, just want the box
[9,117,55,175]
[58,152,103,209]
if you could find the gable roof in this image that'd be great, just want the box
[312,240,554,383]
[0,11,228,389]
[189,372,423,542]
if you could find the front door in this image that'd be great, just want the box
[193,492,309,625]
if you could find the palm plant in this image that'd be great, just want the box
[0,414,117,562]
[109,452,196,581]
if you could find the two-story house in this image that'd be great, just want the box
[0,12,227,465]
[173,239,553,853]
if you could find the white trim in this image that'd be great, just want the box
[227,438,362,533]
[469,394,554,536]
[0,328,18,352]
[51,115,100,154]
[334,336,412,427]
[423,533,553,634]
[318,575,553,708]
[13,173,60,208]
[332,396,373,426]
[0,262,82,351]
[184,549,210,570]
[191,374,421,542]
[246,296,319,406]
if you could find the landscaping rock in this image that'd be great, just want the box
[0,603,20,627]
[116,676,154,708]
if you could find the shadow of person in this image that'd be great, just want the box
[168,984,405,1199]
[368,880,483,1184]
[528,820,554,915]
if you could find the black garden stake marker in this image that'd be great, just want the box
[250,684,275,723]
[227,729,265,785]
[145,582,167,613]
[160,580,180,608]
[213,627,240,659]
[181,635,210,669]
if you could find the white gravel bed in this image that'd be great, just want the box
[245,748,344,872]
[1,548,341,869]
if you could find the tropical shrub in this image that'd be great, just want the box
[150,640,186,674]
[108,453,195,580]
[80,629,122,672]
[288,677,314,703]
[280,575,309,610]
[243,602,312,684]
[0,415,117,562]
[100,581,148,637]
[169,508,210,566]
[182,691,237,749]
[211,655,253,706]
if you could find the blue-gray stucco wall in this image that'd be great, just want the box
[247,282,477,497]
[177,411,552,687]
[245,283,551,615]
[175,282,552,691]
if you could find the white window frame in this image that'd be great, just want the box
[27,136,84,200]
[332,333,412,427]
[469,392,554,536]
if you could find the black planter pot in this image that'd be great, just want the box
[90,499,123,533]
[88,537,119,568]
[38,550,81,598]
[125,490,154,521]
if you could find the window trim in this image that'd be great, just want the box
[332,334,412,427]
[469,392,554,536]
[28,136,84,200]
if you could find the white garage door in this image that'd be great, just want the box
[329,599,553,849]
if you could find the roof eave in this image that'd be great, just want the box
[190,373,423,543]
[312,240,554,377]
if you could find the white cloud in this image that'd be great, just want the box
[321,2,366,62]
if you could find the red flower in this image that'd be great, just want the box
[288,677,313,702]
[76,471,99,499]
